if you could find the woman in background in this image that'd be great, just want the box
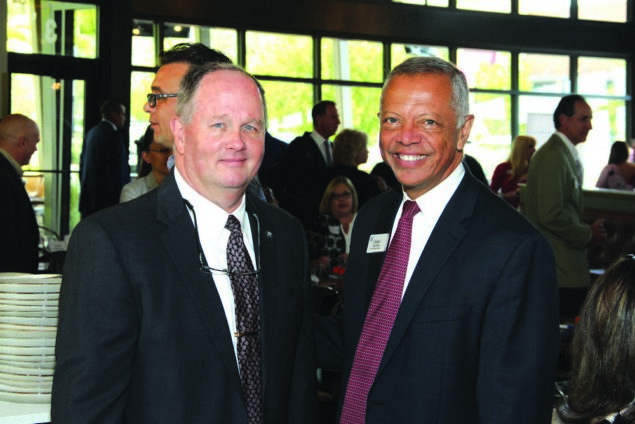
[324,128,380,208]
[490,135,536,208]
[120,125,171,202]
[308,176,358,280]
[596,141,635,190]
[556,255,635,424]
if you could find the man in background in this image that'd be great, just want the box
[0,114,41,273]
[52,63,316,423]
[144,42,231,153]
[79,100,129,217]
[338,57,559,423]
[271,100,341,227]
[523,94,607,322]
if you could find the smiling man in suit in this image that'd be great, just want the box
[337,57,560,423]
[52,63,316,423]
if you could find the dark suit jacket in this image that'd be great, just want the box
[0,153,39,273]
[339,169,560,423]
[52,173,317,424]
[79,120,130,216]
[270,132,329,228]
[258,131,288,188]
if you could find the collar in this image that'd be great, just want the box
[554,131,581,161]
[174,167,248,227]
[102,119,117,131]
[310,130,327,144]
[403,161,465,215]
[0,148,23,176]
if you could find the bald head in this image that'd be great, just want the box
[0,114,41,166]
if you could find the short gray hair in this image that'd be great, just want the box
[381,56,470,129]
[176,62,267,127]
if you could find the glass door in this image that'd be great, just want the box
[10,73,86,239]
[7,0,100,238]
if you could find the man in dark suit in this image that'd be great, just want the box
[258,131,288,188]
[52,63,316,423]
[0,114,41,273]
[79,100,130,217]
[337,57,560,423]
[271,100,341,228]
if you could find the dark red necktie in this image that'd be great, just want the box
[340,200,420,423]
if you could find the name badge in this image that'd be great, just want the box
[367,233,389,253]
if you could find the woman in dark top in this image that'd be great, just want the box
[308,176,358,280]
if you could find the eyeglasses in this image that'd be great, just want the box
[183,199,263,277]
[149,147,172,154]
[146,93,178,108]
[331,192,352,200]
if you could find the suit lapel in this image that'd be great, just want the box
[378,174,475,372]
[156,174,243,389]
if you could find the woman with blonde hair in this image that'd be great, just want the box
[308,176,358,279]
[490,135,536,208]
[324,128,380,208]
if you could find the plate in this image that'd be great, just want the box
[0,336,56,347]
[0,309,59,319]
[0,292,60,301]
[0,362,54,375]
[0,316,57,326]
[0,302,58,311]
[0,381,52,395]
[0,373,53,388]
[0,283,60,294]
[0,345,55,356]
[0,324,57,335]
[0,390,51,404]
[0,358,56,369]
[0,273,61,281]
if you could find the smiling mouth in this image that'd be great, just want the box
[396,154,426,162]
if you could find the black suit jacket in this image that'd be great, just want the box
[258,131,288,187]
[339,169,560,423]
[52,172,317,423]
[0,153,39,273]
[79,121,130,216]
[271,132,328,228]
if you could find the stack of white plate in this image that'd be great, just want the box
[0,273,61,404]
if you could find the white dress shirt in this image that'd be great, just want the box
[310,130,331,164]
[555,131,584,185]
[389,163,465,298]
[175,168,257,361]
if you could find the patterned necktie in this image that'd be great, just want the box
[225,215,262,424]
[340,200,420,423]
[324,140,332,165]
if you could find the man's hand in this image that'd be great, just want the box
[590,219,607,246]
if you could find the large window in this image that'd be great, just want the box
[7,0,97,57]
[131,22,630,188]
[392,0,628,22]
